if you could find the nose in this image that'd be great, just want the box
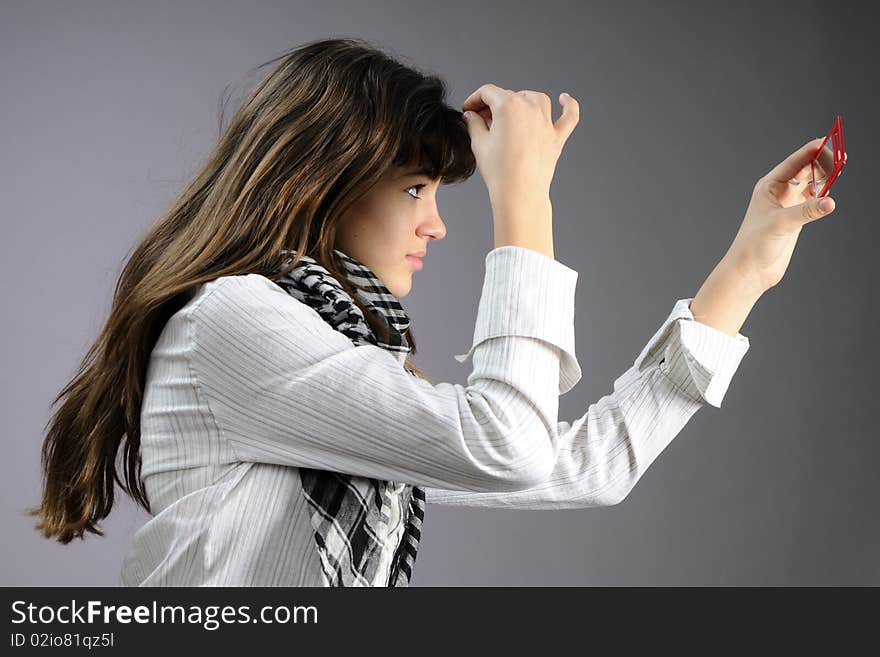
[423,213,446,242]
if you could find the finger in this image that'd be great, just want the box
[553,92,579,142]
[788,163,812,183]
[461,83,512,114]
[764,137,826,184]
[778,194,836,228]
[476,107,493,129]
[462,107,489,139]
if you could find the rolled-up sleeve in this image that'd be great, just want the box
[652,300,750,408]
[453,247,581,395]
[187,246,580,493]
[423,297,750,509]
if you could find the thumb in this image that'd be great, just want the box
[781,195,836,227]
[462,110,487,144]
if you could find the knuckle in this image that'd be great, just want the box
[504,92,525,109]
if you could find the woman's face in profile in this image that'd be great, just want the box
[335,165,446,298]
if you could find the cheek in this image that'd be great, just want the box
[374,219,410,252]
[340,198,412,263]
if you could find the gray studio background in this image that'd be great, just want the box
[2,0,877,586]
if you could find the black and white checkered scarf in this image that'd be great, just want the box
[271,248,426,587]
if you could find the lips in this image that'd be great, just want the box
[405,255,424,270]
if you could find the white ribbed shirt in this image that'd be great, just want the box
[119,245,750,586]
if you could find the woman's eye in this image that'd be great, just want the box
[406,184,427,199]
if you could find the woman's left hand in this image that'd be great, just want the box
[724,137,837,293]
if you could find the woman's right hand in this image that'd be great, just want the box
[461,84,580,217]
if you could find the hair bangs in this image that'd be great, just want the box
[393,104,476,186]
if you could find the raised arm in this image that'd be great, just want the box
[423,135,840,509]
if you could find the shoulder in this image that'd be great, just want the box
[188,273,345,345]
[195,272,284,301]
[192,273,301,314]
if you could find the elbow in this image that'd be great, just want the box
[496,444,555,491]
[461,401,558,491]
[507,422,559,489]
[464,446,554,492]
[464,453,552,493]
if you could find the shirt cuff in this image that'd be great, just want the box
[628,298,751,408]
[453,245,582,395]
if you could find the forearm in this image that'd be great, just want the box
[491,196,555,260]
[689,256,765,337]
[426,294,752,510]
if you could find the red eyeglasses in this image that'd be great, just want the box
[808,115,847,198]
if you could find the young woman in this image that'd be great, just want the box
[28,37,837,586]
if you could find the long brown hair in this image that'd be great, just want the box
[28,36,476,544]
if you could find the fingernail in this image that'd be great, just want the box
[462,111,470,122]
[819,197,833,212]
